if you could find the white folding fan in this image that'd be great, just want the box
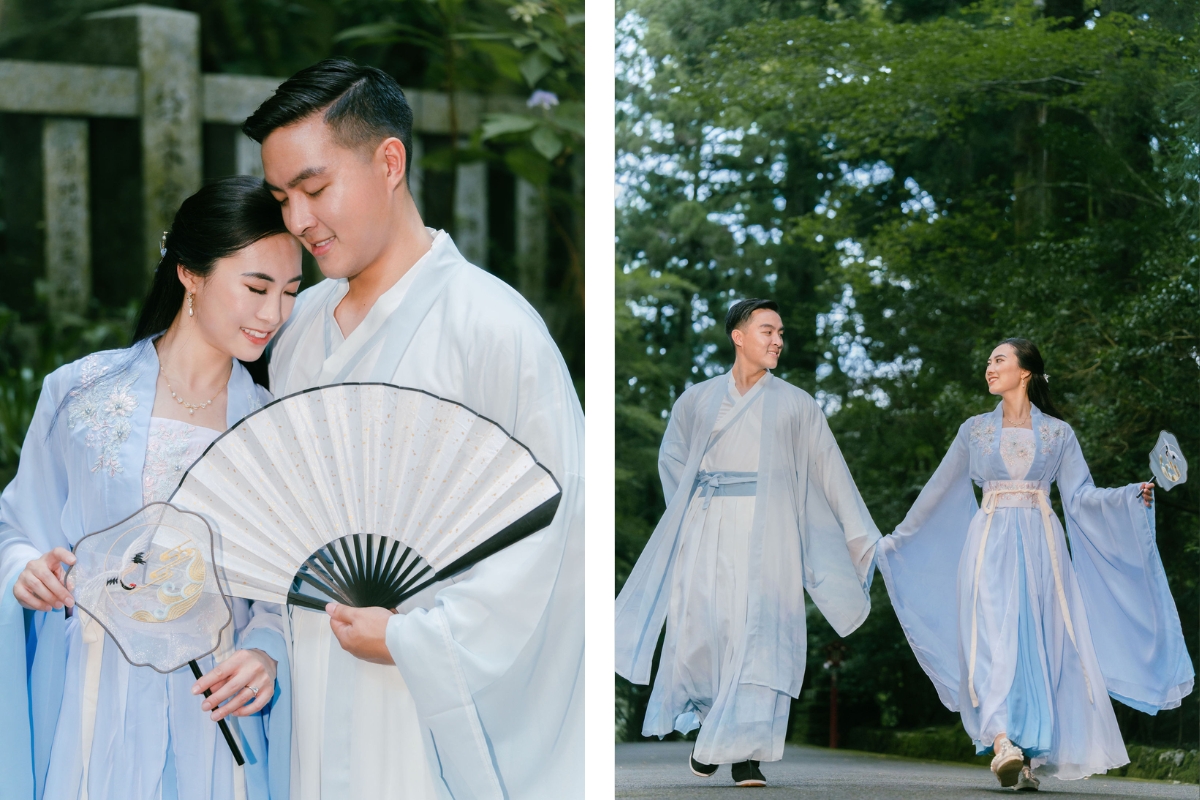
[169,383,561,611]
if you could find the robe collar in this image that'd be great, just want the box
[316,228,448,381]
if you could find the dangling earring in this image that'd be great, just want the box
[187,293,194,317]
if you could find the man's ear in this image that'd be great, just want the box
[379,137,408,192]
[730,328,743,350]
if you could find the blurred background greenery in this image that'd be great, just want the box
[0,0,584,488]
[615,0,1197,765]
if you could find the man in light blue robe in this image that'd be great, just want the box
[243,59,584,799]
[615,299,880,786]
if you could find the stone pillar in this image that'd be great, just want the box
[235,132,263,178]
[409,134,424,214]
[453,159,487,268]
[42,118,90,315]
[515,178,546,309]
[93,6,201,275]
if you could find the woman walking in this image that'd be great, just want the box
[0,176,303,800]
[876,338,1193,790]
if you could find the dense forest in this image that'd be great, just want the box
[0,0,584,486]
[616,0,1197,751]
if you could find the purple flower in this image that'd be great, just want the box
[526,90,559,110]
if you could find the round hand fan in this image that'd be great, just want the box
[64,502,244,763]
[1149,431,1187,492]
[170,383,562,612]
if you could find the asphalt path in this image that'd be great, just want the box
[615,742,1199,799]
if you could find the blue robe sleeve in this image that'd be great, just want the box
[237,601,291,800]
[0,370,71,799]
[658,393,692,506]
[875,423,978,711]
[1056,428,1194,713]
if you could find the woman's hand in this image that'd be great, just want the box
[1140,482,1154,508]
[14,547,76,611]
[192,648,277,721]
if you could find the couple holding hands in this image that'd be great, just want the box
[616,299,1192,791]
[2,59,583,800]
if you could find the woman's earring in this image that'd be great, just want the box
[188,293,194,317]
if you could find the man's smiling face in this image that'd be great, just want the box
[261,113,401,280]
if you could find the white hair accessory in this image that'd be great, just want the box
[1043,373,1050,382]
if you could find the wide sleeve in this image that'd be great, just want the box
[236,600,292,800]
[799,407,882,635]
[0,369,71,798]
[658,394,692,506]
[875,423,978,711]
[0,371,71,589]
[1057,428,1194,713]
[384,297,584,799]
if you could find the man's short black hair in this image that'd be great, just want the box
[243,57,414,185]
[725,298,781,343]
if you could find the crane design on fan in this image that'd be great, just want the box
[170,383,562,612]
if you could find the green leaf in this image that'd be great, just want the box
[565,13,585,27]
[480,113,539,140]
[538,40,565,62]
[519,51,553,87]
[531,125,563,160]
[504,147,551,185]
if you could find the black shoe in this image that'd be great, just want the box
[731,760,766,787]
[689,748,718,778]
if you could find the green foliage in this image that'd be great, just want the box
[617,0,1198,748]
[0,301,136,487]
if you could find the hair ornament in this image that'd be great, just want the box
[1043,373,1050,383]
[160,231,169,258]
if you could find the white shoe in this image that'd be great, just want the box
[1015,765,1039,792]
[990,737,1024,788]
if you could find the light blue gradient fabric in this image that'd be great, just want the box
[0,343,291,800]
[877,403,1194,779]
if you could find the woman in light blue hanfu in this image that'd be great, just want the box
[876,338,1193,791]
[0,177,303,800]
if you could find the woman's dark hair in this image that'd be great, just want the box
[998,337,1062,419]
[725,298,780,343]
[132,176,290,343]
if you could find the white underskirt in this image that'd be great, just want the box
[290,610,436,800]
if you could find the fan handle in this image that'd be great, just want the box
[188,660,245,766]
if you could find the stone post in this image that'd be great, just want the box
[42,118,91,315]
[515,178,546,310]
[453,159,488,268]
[409,134,424,214]
[92,5,202,276]
[235,134,263,178]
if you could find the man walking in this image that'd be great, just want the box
[615,298,878,786]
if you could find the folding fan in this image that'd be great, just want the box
[65,502,244,763]
[170,383,562,612]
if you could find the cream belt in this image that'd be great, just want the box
[967,480,1093,708]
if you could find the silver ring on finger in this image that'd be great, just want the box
[246,684,259,698]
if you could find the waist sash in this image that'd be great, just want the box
[967,480,1093,709]
[691,471,758,509]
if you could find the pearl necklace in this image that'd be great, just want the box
[160,366,221,415]
[1003,409,1030,427]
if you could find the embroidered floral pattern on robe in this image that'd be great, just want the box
[969,416,997,455]
[1000,428,1036,481]
[1039,418,1067,454]
[66,354,138,476]
[142,418,216,503]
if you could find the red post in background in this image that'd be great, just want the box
[823,640,847,750]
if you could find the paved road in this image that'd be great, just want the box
[616,742,1199,799]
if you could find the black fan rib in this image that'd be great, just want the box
[287,492,561,611]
